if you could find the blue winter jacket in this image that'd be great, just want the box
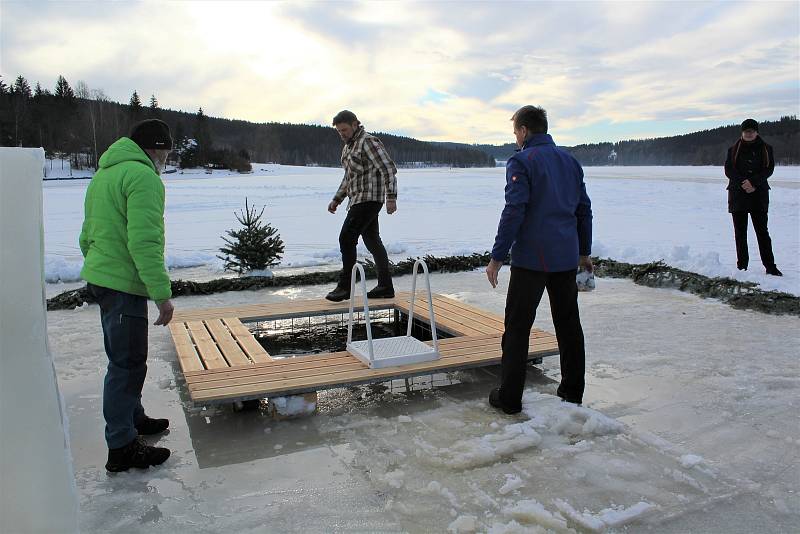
[491,133,592,272]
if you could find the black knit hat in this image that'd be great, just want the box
[130,119,173,149]
[741,118,759,132]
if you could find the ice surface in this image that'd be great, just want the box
[42,164,800,294]
[44,252,799,531]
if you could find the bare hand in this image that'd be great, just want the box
[386,199,397,214]
[154,299,174,326]
[486,259,503,288]
[579,255,594,273]
[741,179,755,193]
[328,200,340,214]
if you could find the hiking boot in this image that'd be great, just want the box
[135,415,169,436]
[367,285,395,299]
[106,436,170,472]
[766,265,783,276]
[325,286,350,302]
[737,263,748,271]
[488,388,522,415]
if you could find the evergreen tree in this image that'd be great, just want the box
[34,82,44,97]
[0,76,8,95]
[194,107,212,166]
[54,75,74,100]
[149,94,158,109]
[217,198,284,274]
[13,75,32,98]
[129,90,142,109]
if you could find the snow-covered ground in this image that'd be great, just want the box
[43,164,800,295]
[50,271,800,532]
[38,163,800,531]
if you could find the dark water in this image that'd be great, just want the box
[253,317,449,357]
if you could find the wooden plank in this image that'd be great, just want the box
[204,319,252,367]
[430,295,505,332]
[173,294,404,322]
[395,300,495,336]
[183,330,550,378]
[186,321,228,369]
[188,335,558,392]
[222,317,273,364]
[168,322,205,372]
[191,340,559,402]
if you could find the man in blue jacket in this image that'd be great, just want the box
[486,105,593,414]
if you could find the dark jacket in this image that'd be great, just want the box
[724,137,774,213]
[491,133,592,272]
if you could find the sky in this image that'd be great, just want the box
[2,1,799,145]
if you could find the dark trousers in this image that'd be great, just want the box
[88,284,149,449]
[499,266,585,409]
[338,201,392,288]
[732,211,775,269]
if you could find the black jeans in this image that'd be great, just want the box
[499,266,585,409]
[338,201,392,288]
[88,283,149,449]
[732,211,775,269]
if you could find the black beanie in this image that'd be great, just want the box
[741,118,759,132]
[130,119,173,149]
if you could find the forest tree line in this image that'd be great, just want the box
[0,74,494,171]
[476,116,800,166]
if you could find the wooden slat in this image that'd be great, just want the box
[395,299,496,337]
[187,334,557,391]
[190,337,559,402]
[204,319,252,367]
[174,294,403,322]
[168,322,205,372]
[186,321,228,369]
[410,296,503,334]
[222,317,273,363]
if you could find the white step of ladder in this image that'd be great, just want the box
[346,260,440,369]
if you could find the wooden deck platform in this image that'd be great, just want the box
[168,292,559,405]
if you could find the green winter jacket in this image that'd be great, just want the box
[79,137,171,302]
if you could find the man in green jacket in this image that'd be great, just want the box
[79,119,175,472]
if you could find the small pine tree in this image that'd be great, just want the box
[54,75,74,99]
[217,198,284,274]
[130,90,142,109]
[149,94,158,109]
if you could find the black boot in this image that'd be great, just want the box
[766,265,783,276]
[367,285,395,299]
[368,268,394,299]
[106,436,170,472]
[135,415,169,436]
[325,286,350,302]
[488,388,522,415]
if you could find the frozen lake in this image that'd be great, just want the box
[43,164,800,295]
[50,270,799,532]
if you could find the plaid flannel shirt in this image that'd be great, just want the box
[333,125,397,207]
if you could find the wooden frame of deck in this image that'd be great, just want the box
[168,292,559,405]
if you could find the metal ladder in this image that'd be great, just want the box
[346,259,440,369]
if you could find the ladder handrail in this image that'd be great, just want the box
[347,263,374,363]
[406,259,439,353]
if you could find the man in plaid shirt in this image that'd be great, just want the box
[326,110,398,302]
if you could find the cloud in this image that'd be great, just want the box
[1,1,797,145]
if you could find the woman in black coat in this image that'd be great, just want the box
[724,119,782,276]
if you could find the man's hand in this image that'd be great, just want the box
[741,179,755,193]
[386,199,397,214]
[486,258,503,288]
[328,200,340,214]
[579,255,594,273]
[154,299,174,326]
